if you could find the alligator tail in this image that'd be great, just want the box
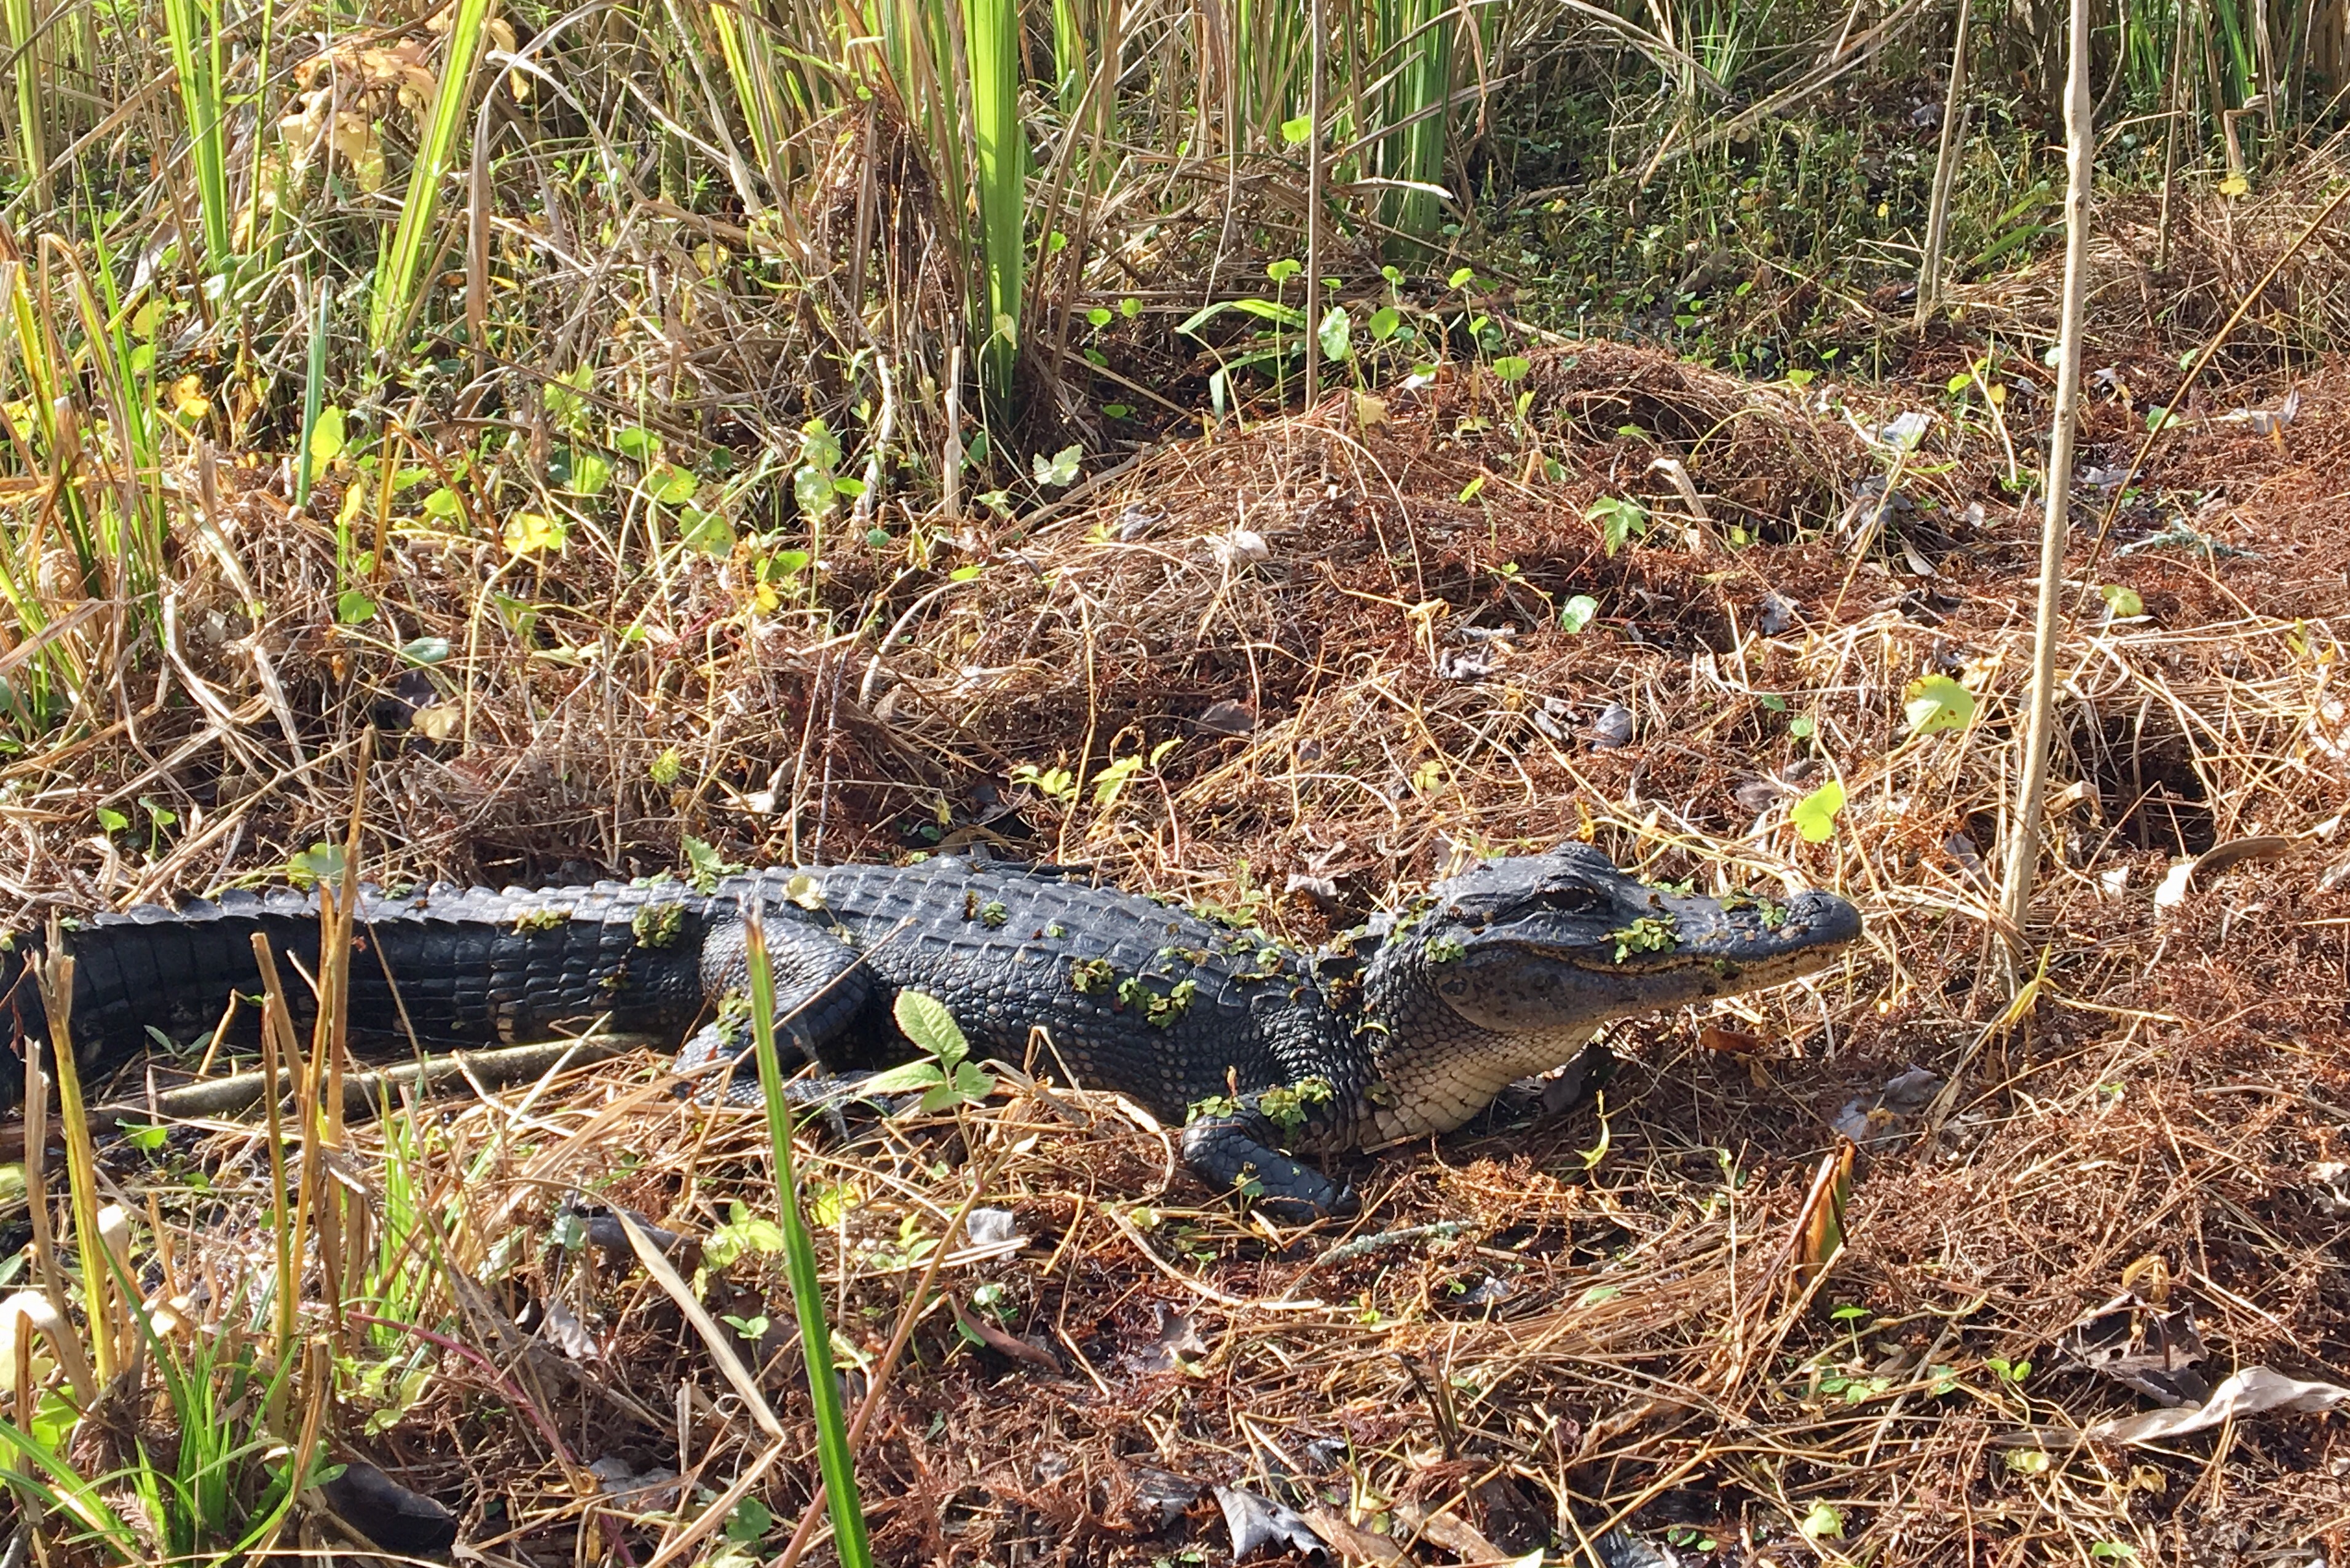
[0,883,715,1114]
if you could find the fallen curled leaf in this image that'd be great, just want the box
[2190,835,2295,887]
[1214,1484,1325,1561]
[1698,1025,1768,1055]
[1790,1138,1856,1290]
[2088,1366,2350,1444]
[409,703,461,741]
[2056,1291,2208,1406]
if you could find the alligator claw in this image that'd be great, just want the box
[1180,1114,1355,1222]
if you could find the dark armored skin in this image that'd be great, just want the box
[0,848,1861,1217]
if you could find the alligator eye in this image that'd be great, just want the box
[1542,888,1600,913]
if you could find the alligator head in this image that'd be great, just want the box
[1352,843,1861,1141]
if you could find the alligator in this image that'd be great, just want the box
[0,846,1860,1218]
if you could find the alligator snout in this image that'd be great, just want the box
[1782,889,1863,944]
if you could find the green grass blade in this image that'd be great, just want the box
[296,279,328,513]
[0,1419,142,1559]
[742,907,874,1567]
[1380,0,1452,243]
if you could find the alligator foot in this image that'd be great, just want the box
[674,1017,842,1111]
[1181,1113,1358,1223]
[781,1071,905,1143]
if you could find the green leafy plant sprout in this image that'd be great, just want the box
[1092,738,1179,811]
[703,1200,787,1272]
[1904,675,1975,736]
[682,835,746,894]
[1011,763,1077,802]
[2099,583,2146,621]
[862,990,996,1113]
[1588,495,1649,557]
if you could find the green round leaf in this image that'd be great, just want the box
[1791,780,1845,843]
[307,405,346,481]
[1318,306,1352,363]
[679,508,735,556]
[1904,674,1976,735]
[647,462,698,505]
[1559,594,1599,634]
[1800,1502,1845,1542]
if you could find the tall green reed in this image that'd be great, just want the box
[370,0,495,355]
[742,905,875,1566]
[159,0,233,272]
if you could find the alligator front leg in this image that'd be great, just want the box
[1180,1105,1359,1223]
[674,915,876,1105]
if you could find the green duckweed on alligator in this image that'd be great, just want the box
[0,846,1861,1218]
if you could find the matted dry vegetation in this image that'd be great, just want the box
[10,340,2350,1566]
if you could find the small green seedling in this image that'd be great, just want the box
[862,990,995,1113]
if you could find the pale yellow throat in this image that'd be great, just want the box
[1363,1023,1599,1144]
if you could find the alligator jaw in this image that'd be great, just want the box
[1355,845,1862,1139]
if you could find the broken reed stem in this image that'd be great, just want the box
[325,737,372,1326]
[2155,0,2187,272]
[1912,0,1971,327]
[942,342,963,524]
[33,929,117,1383]
[0,1033,649,1152]
[253,931,297,1432]
[251,934,313,1404]
[19,997,59,1334]
[1997,0,2094,972]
